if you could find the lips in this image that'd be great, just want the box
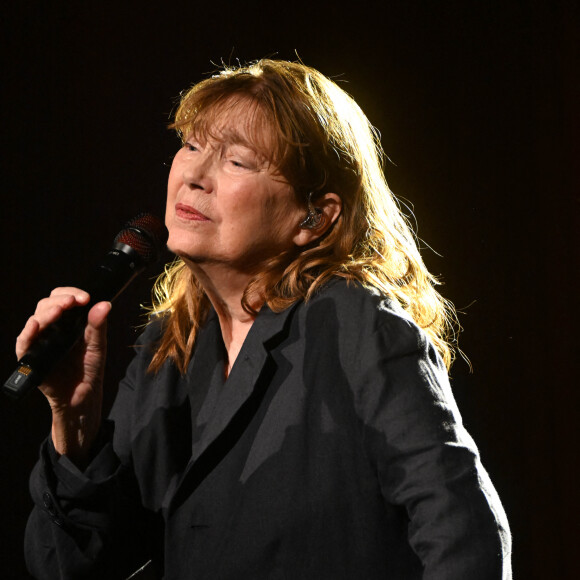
[175,203,210,221]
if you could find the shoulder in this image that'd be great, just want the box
[301,278,426,360]
[291,279,452,428]
[307,277,407,320]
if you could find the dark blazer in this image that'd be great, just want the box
[25,280,511,579]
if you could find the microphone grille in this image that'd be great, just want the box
[114,213,167,264]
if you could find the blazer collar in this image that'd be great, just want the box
[167,300,299,515]
[193,303,296,460]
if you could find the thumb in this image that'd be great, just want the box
[85,301,111,348]
[88,301,112,328]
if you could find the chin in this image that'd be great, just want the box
[167,236,210,263]
[167,228,200,253]
[167,242,201,260]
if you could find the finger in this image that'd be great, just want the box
[15,316,40,358]
[35,294,74,314]
[35,289,91,318]
[49,287,91,303]
[33,290,92,327]
[16,289,96,360]
[32,299,76,332]
[87,301,112,330]
[84,302,111,356]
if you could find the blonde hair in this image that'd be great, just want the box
[149,59,459,373]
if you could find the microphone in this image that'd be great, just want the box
[3,213,168,401]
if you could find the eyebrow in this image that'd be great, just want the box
[189,120,274,165]
[218,128,259,150]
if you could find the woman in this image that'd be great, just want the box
[20,59,511,579]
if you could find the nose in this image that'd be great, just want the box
[182,150,214,193]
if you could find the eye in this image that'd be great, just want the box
[183,141,199,152]
[224,147,257,171]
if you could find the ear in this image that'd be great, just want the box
[293,192,342,247]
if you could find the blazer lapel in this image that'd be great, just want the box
[167,302,298,515]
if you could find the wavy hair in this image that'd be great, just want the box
[149,59,459,373]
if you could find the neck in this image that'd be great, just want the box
[184,260,262,376]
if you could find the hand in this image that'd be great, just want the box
[16,287,111,462]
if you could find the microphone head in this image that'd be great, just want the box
[114,213,168,264]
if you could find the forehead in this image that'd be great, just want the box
[189,97,276,153]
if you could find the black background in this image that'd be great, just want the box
[1,1,578,578]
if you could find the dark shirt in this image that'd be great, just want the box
[25,279,512,579]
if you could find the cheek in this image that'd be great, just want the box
[165,177,183,234]
[220,182,265,224]
[266,188,301,225]
[167,150,185,191]
[164,190,174,229]
[166,165,180,199]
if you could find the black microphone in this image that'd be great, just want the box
[3,213,168,401]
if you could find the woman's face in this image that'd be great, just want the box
[166,104,304,274]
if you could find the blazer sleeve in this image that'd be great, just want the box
[349,309,512,579]
[24,324,163,580]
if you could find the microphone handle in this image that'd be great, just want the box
[3,243,144,401]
